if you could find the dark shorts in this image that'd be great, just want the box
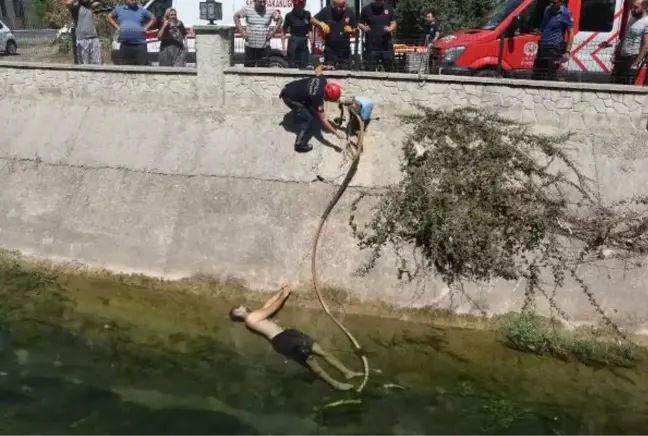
[271,328,315,365]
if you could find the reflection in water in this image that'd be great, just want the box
[0,262,647,434]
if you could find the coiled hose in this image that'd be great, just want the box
[311,108,369,393]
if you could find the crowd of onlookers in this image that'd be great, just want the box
[65,0,190,66]
[235,0,647,84]
[65,0,647,85]
[234,0,438,72]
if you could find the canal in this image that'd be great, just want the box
[1,253,647,434]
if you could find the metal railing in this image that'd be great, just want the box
[3,24,646,87]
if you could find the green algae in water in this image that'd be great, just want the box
[1,257,648,434]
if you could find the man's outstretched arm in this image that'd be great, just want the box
[262,285,289,309]
[246,287,291,324]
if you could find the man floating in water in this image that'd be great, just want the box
[229,286,363,391]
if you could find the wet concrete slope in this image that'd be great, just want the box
[0,94,412,300]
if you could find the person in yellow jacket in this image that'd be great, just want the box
[311,0,357,70]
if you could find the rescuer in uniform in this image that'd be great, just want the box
[312,0,357,70]
[531,0,574,81]
[358,0,398,72]
[281,0,313,69]
[229,286,363,391]
[279,65,346,152]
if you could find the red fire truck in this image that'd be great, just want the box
[433,0,647,85]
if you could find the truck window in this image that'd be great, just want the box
[579,0,614,32]
[515,0,538,34]
[531,0,549,30]
[482,0,525,30]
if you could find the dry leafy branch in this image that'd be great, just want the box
[349,106,648,337]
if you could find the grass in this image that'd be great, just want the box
[500,313,643,369]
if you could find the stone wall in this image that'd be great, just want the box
[0,62,198,107]
[1,26,648,332]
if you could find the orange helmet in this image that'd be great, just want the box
[324,82,342,101]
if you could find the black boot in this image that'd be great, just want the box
[294,142,313,153]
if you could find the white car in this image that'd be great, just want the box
[0,19,18,55]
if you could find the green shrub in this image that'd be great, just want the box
[500,314,642,368]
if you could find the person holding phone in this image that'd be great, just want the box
[158,8,187,67]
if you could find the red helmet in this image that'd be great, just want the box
[324,82,342,101]
[293,0,306,6]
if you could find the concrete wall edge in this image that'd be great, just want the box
[224,65,648,94]
[0,60,197,75]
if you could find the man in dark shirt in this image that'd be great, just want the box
[423,11,440,71]
[531,0,574,81]
[423,11,440,45]
[279,65,346,152]
[312,0,357,70]
[281,0,313,69]
[359,0,398,71]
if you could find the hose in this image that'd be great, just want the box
[311,107,370,393]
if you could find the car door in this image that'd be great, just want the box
[500,0,547,71]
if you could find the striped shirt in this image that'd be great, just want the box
[237,5,279,49]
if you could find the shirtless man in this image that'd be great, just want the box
[229,286,363,391]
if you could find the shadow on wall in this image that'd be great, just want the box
[279,112,343,153]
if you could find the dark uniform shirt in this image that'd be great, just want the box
[540,5,573,47]
[281,75,327,112]
[424,21,439,44]
[314,6,357,48]
[360,2,397,50]
[282,8,312,37]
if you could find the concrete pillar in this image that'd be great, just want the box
[194,25,234,107]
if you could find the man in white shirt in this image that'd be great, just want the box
[234,0,282,67]
[612,0,648,84]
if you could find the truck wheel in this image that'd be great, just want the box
[6,40,17,55]
[268,56,289,68]
[476,69,501,78]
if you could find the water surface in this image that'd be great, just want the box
[1,262,647,434]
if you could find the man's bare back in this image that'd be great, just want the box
[229,287,363,391]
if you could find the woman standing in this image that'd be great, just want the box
[281,0,312,69]
[158,8,188,67]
